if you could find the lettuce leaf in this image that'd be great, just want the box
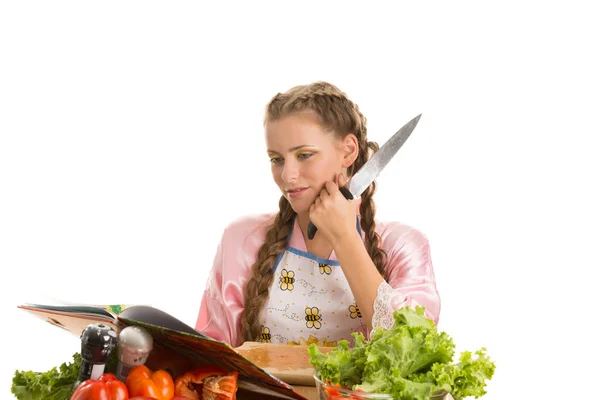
[11,353,81,400]
[412,349,496,399]
[307,331,367,389]
[308,306,495,400]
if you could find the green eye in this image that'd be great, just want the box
[270,157,283,164]
[297,153,312,160]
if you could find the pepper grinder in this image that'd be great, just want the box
[115,325,153,382]
[77,323,117,384]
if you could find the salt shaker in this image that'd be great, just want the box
[77,323,117,384]
[115,325,153,382]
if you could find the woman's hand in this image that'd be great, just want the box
[309,173,360,247]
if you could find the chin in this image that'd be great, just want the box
[288,202,310,215]
[285,197,312,215]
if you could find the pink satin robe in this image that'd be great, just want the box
[195,213,440,348]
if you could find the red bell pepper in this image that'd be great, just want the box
[174,365,238,400]
[70,373,129,400]
[129,398,189,400]
[129,397,189,400]
[201,371,238,400]
[125,365,174,400]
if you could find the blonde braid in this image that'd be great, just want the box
[352,113,388,277]
[240,196,295,341]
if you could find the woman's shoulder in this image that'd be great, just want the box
[220,212,277,247]
[374,220,430,250]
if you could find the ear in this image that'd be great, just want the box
[340,134,359,169]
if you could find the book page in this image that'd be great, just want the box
[19,307,119,337]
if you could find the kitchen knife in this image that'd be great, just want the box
[307,113,422,240]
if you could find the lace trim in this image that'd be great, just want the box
[371,280,396,332]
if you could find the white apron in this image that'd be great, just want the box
[258,218,367,347]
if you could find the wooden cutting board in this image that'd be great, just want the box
[235,341,333,386]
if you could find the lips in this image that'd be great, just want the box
[286,187,309,198]
[287,187,307,193]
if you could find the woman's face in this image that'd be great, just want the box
[265,112,352,215]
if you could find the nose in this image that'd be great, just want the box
[281,158,299,183]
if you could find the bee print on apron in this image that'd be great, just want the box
[305,306,322,329]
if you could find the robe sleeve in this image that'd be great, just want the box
[195,214,272,347]
[370,222,441,332]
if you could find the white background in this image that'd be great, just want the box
[1,1,599,399]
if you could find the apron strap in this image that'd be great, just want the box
[355,215,362,236]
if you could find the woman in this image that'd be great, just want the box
[195,81,440,348]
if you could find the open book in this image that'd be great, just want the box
[19,303,314,400]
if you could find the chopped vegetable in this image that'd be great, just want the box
[200,371,238,400]
[308,306,495,400]
[174,365,238,400]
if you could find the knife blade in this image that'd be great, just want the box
[307,113,422,240]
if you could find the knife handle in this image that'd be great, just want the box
[307,186,354,240]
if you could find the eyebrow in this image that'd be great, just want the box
[267,145,315,154]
